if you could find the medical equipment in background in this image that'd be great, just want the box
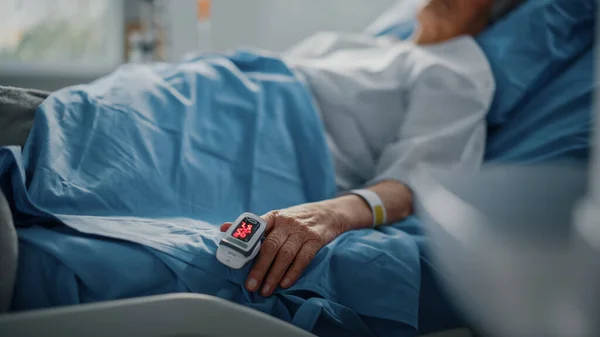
[196,0,214,53]
[146,0,213,62]
[217,213,266,269]
[127,0,167,63]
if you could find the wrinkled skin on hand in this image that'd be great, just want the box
[221,202,347,297]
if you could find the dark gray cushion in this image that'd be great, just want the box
[0,86,49,148]
[0,191,16,313]
[0,86,48,312]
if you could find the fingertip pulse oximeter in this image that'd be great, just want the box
[217,212,267,269]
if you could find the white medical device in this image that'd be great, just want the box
[216,213,267,269]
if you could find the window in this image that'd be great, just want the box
[0,0,124,77]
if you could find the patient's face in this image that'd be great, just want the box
[415,0,494,44]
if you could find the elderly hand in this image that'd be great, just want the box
[220,181,413,296]
[220,197,368,297]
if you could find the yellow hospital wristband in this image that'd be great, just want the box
[349,189,387,227]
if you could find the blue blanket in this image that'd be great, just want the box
[2,52,420,337]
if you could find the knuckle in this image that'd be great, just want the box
[282,216,297,226]
[261,238,279,255]
[306,229,321,241]
[279,247,297,261]
[299,227,320,242]
[297,220,311,229]
[298,248,316,263]
[308,238,323,249]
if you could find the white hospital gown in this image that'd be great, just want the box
[284,32,495,191]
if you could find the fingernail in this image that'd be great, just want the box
[281,278,290,287]
[261,284,271,296]
[247,278,258,290]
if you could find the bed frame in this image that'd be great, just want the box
[0,294,471,337]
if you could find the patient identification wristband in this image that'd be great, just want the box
[349,189,387,227]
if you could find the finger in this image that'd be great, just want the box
[280,240,320,289]
[220,222,232,232]
[260,235,303,297]
[260,211,278,233]
[246,227,288,292]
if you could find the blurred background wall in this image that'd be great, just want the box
[0,0,396,91]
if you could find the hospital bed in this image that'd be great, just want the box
[0,293,471,337]
[0,0,596,336]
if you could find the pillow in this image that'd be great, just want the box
[367,0,596,127]
[0,86,49,148]
[485,49,594,163]
[477,0,596,125]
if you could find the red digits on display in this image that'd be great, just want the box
[233,222,253,240]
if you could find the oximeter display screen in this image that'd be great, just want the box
[231,217,260,242]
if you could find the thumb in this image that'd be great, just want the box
[220,222,233,232]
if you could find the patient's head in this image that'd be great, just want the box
[414,0,495,45]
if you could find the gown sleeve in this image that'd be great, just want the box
[368,36,496,188]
